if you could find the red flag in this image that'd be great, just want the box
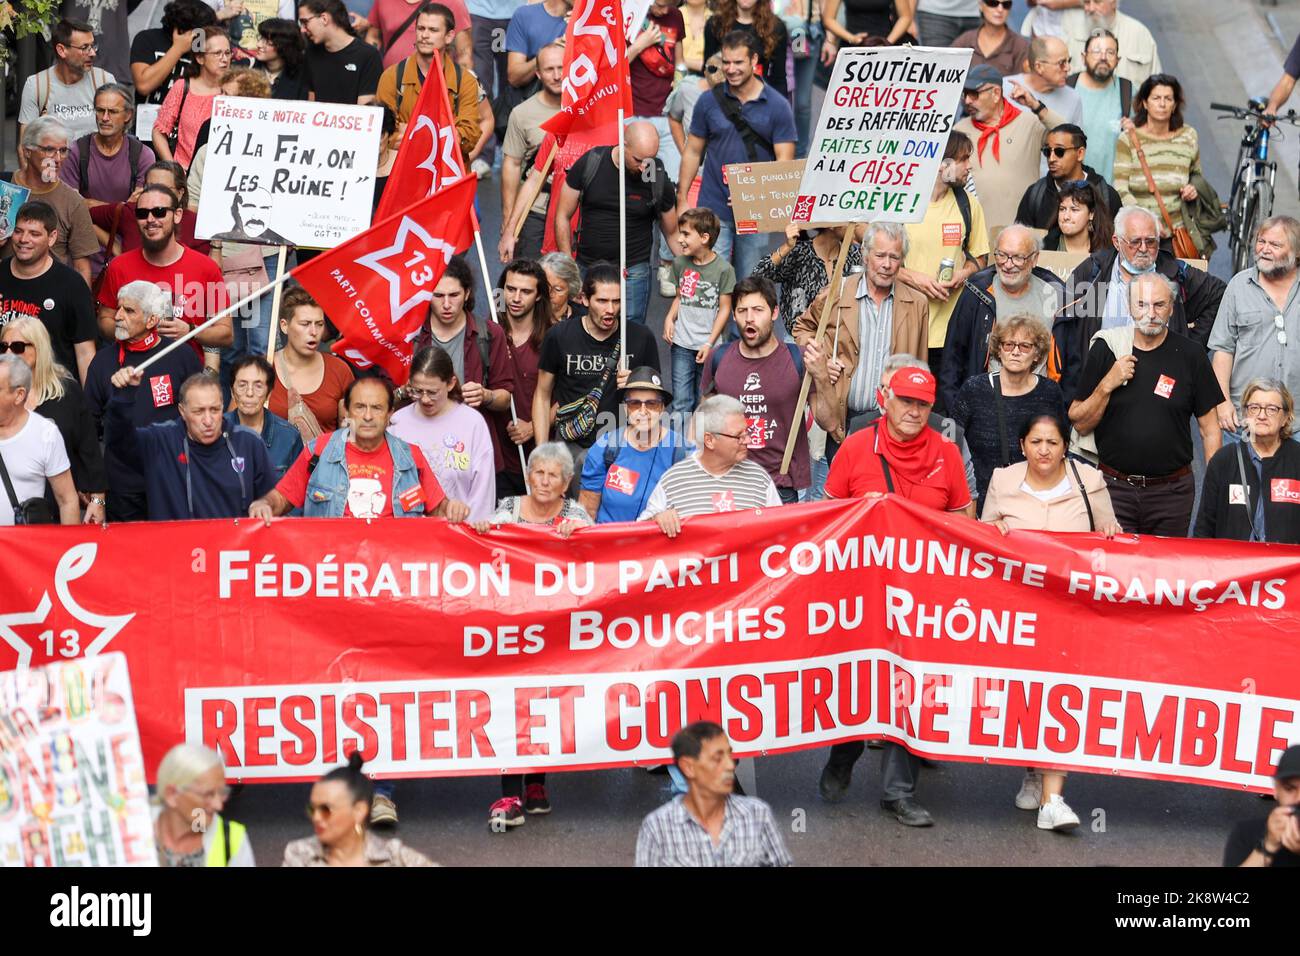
[291,176,477,384]
[374,52,469,223]
[540,0,633,147]
[536,0,634,254]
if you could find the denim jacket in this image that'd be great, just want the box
[302,428,428,518]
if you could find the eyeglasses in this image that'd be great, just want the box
[233,380,269,394]
[31,145,70,156]
[962,84,998,97]
[1246,403,1285,417]
[1119,235,1159,249]
[1041,145,1078,158]
[1276,313,1288,347]
[204,48,233,59]
[183,784,232,801]
[298,13,323,27]
[999,341,1036,354]
[305,802,343,820]
[625,398,664,411]
[405,386,444,401]
[1037,58,1072,69]
[65,42,98,52]
[94,106,126,115]
[982,0,1013,8]
[135,205,176,220]
[711,430,747,443]
[0,341,31,355]
[994,251,1035,267]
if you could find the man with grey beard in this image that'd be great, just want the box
[1070,272,1223,535]
[1210,216,1300,437]
[1066,28,1132,184]
[1061,0,1161,86]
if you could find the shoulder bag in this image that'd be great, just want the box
[1127,128,1199,259]
[1067,458,1095,532]
[276,353,325,443]
[0,448,55,525]
[553,342,620,443]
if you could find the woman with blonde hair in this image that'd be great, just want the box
[1,318,107,524]
[153,743,255,867]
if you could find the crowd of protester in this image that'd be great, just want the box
[3,0,1300,867]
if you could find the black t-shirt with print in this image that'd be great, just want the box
[567,147,675,266]
[538,315,661,447]
[1076,331,1223,476]
[304,38,384,104]
[0,258,96,373]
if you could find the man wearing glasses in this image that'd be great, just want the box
[1060,0,1161,87]
[1013,124,1121,230]
[1056,205,1224,405]
[1070,271,1222,536]
[18,18,115,141]
[1066,28,1132,185]
[640,392,780,537]
[940,223,1065,413]
[60,83,154,206]
[1002,35,1083,134]
[95,182,233,372]
[1210,217,1300,440]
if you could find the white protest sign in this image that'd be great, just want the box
[195,96,382,249]
[622,0,653,41]
[135,104,161,142]
[792,46,973,224]
[0,653,157,867]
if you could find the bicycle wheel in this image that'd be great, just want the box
[1237,190,1260,274]
[1228,168,1251,271]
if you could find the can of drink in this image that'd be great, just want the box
[937,258,955,283]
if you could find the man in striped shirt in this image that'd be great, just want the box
[635,721,793,867]
[639,393,780,537]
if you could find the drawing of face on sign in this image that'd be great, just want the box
[214,187,290,244]
[347,476,387,518]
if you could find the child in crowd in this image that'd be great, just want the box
[662,207,736,421]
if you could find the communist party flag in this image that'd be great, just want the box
[537,0,634,253]
[374,51,469,223]
[291,175,477,384]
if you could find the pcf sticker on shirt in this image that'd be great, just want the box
[679,269,701,298]
[711,489,735,512]
[1271,478,1300,504]
[1228,484,1248,505]
[605,464,640,495]
[149,374,174,407]
[1154,374,1176,399]
[941,223,963,246]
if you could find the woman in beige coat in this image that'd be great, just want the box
[981,413,1121,833]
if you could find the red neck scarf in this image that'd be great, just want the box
[118,330,160,364]
[874,420,946,492]
[970,100,1021,163]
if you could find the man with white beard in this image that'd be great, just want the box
[1069,272,1223,535]
[1210,217,1300,438]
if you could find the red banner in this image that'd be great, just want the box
[2,497,1297,791]
[291,175,477,383]
[374,51,470,223]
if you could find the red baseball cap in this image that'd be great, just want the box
[890,367,936,404]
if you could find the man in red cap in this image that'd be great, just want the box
[817,364,975,828]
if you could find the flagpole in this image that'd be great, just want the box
[618,109,627,370]
[472,220,530,479]
[134,272,293,375]
[265,244,289,365]
[512,147,556,241]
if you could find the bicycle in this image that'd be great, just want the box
[1211,99,1300,274]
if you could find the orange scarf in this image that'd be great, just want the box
[970,100,1021,163]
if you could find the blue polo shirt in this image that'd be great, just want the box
[689,82,797,226]
[505,2,566,56]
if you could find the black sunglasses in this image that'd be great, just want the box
[135,205,175,220]
[983,0,1013,8]
[1041,145,1078,158]
[0,341,31,354]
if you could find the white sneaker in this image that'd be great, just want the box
[658,264,676,297]
[1037,794,1080,831]
[471,158,491,180]
[1014,771,1042,810]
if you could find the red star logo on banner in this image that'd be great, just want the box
[412,115,467,194]
[792,195,817,223]
[355,215,460,328]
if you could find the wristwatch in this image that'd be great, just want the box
[1031,101,1046,114]
[89,495,106,506]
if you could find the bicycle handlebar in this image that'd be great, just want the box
[1210,102,1300,125]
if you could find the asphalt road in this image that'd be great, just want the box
[227,5,1281,861]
